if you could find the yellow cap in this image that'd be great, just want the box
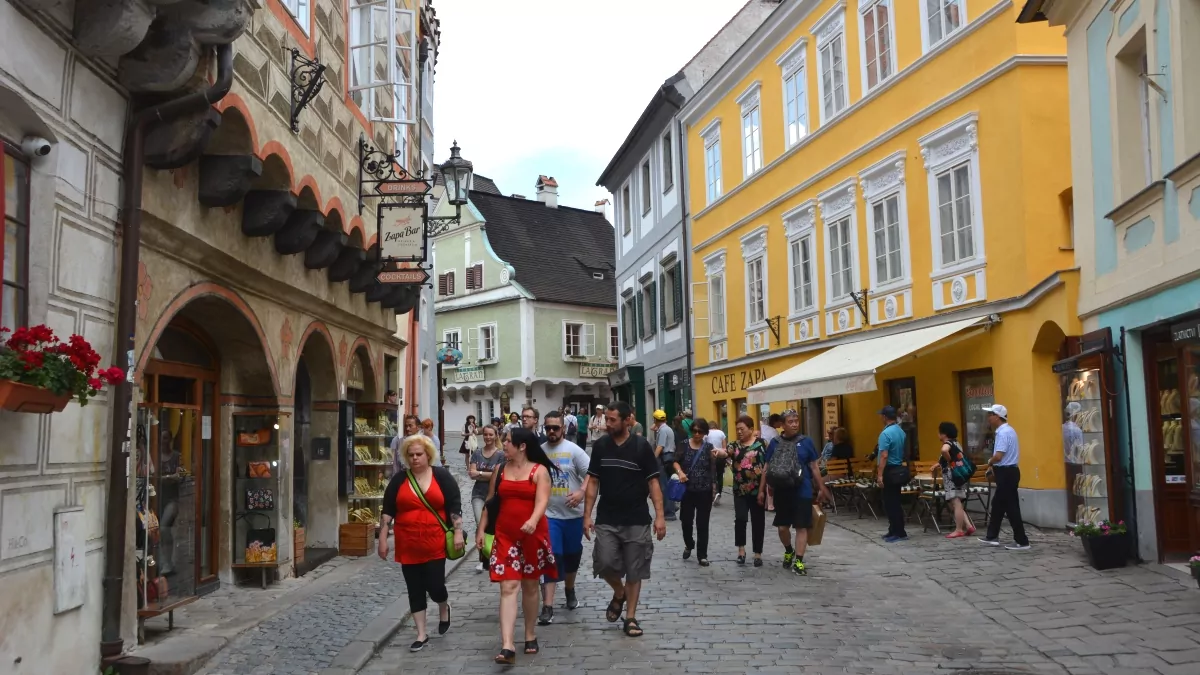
[652,409,667,421]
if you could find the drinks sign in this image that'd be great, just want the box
[379,203,426,262]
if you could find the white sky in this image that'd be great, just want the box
[431,0,753,213]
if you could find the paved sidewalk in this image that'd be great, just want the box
[135,463,480,675]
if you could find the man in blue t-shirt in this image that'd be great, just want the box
[758,409,830,576]
[877,406,909,542]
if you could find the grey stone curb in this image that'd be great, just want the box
[321,546,479,674]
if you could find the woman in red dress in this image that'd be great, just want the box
[476,427,557,665]
[379,435,464,653]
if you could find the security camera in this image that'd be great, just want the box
[21,136,52,158]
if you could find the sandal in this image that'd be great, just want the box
[524,639,540,655]
[605,593,626,623]
[622,618,644,637]
[494,649,516,665]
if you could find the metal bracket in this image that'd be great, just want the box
[288,48,327,134]
[358,135,427,215]
[849,289,870,326]
[765,316,782,346]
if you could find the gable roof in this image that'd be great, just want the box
[470,192,616,309]
[433,169,503,196]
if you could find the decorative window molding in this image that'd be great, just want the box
[740,225,769,330]
[739,225,768,259]
[739,82,764,178]
[780,40,810,150]
[703,250,728,341]
[701,118,723,205]
[918,112,986,278]
[703,249,727,277]
[782,200,817,240]
[815,3,850,125]
[857,0,896,93]
[859,150,912,292]
[776,37,808,76]
[818,178,860,308]
[812,0,848,43]
[919,0,967,54]
[699,117,722,143]
[784,201,818,323]
[735,81,762,109]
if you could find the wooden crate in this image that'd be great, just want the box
[294,527,306,565]
[339,522,374,557]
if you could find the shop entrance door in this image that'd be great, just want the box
[1149,337,1196,558]
[887,378,919,462]
[142,324,220,597]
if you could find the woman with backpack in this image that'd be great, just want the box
[937,421,977,538]
[671,418,728,566]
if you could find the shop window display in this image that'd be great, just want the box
[1059,367,1111,525]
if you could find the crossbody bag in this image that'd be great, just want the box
[407,472,466,560]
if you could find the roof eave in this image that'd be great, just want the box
[1016,0,1048,23]
[596,72,687,189]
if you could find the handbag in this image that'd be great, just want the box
[244,513,277,563]
[237,428,272,446]
[667,443,708,502]
[947,441,976,486]
[246,488,274,511]
[407,472,466,560]
[248,461,272,478]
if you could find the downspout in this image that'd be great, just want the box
[101,44,235,657]
[1118,327,1142,562]
[665,94,695,413]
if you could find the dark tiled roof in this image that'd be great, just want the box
[433,169,503,196]
[471,192,616,309]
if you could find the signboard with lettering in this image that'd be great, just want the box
[710,367,768,395]
[378,269,430,285]
[581,363,616,378]
[1171,318,1200,344]
[453,366,485,383]
[378,203,426,262]
[823,396,840,431]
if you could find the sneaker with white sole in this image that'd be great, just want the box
[1005,543,1031,551]
[978,538,1001,546]
[475,562,485,573]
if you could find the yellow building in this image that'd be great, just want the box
[679,0,1077,525]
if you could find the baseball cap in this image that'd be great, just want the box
[879,405,898,419]
[682,408,693,416]
[983,404,1008,420]
[653,409,667,421]
[595,404,604,410]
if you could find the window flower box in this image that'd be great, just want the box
[0,380,73,414]
[0,325,123,414]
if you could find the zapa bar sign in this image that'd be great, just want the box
[378,202,426,263]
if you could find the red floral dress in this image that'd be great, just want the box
[489,465,557,581]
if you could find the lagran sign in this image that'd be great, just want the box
[710,367,768,394]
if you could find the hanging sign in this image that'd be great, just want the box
[453,366,485,383]
[378,269,430,285]
[580,363,616,378]
[377,179,430,196]
[1171,318,1200,344]
[378,202,426,262]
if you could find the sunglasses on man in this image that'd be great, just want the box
[544,425,562,432]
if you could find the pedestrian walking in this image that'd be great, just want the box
[877,406,910,543]
[979,404,1030,550]
[390,415,421,474]
[651,409,678,521]
[681,408,694,437]
[520,406,549,445]
[672,418,726,566]
[706,424,728,505]
[760,409,829,575]
[378,435,464,652]
[937,422,976,539]
[575,407,590,448]
[539,412,590,624]
[587,404,606,451]
[459,415,478,462]
[477,427,558,665]
[583,401,667,638]
[468,425,504,571]
[729,414,767,567]
[420,418,443,464]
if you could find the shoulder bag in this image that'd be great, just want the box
[407,472,466,560]
[667,443,708,502]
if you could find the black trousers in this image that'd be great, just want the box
[985,465,1029,546]
[679,490,713,559]
[733,494,765,554]
[882,482,907,537]
[401,558,449,613]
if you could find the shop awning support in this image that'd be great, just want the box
[850,288,870,325]
[766,315,782,346]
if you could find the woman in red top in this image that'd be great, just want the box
[379,435,464,653]
[475,427,557,665]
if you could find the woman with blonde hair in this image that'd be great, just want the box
[379,435,464,652]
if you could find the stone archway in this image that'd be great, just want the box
[293,322,340,558]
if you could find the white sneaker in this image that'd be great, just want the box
[475,562,484,572]
[978,538,1000,546]
[1005,543,1031,551]
[713,493,722,506]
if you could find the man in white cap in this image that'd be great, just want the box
[980,404,1030,550]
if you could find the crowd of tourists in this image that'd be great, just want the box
[376,398,1030,664]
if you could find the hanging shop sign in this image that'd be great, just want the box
[378,268,430,285]
[823,396,840,430]
[580,362,616,378]
[667,369,690,391]
[378,202,427,262]
[1171,317,1200,344]
[453,366,485,384]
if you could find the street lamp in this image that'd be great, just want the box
[439,141,473,207]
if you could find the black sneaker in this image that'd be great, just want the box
[410,637,430,652]
[538,605,554,626]
[565,589,579,610]
[753,557,763,567]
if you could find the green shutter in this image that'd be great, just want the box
[673,262,684,326]
[636,292,644,339]
[649,281,657,335]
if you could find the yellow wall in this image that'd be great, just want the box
[684,1,1078,493]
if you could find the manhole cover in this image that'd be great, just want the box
[943,647,983,660]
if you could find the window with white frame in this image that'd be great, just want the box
[661,131,674,193]
[478,324,496,362]
[781,48,809,148]
[281,0,310,34]
[789,235,815,314]
[621,183,632,235]
[870,195,904,284]
[660,258,683,328]
[443,329,461,353]
[702,121,722,205]
[348,1,417,124]
[746,257,766,326]
[860,152,910,290]
[815,8,848,123]
[861,0,894,91]
[641,160,652,214]
[564,322,595,358]
[922,0,965,50]
[709,274,726,337]
[608,324,620,360]
[739,84,763,177]
[919,113,984,274]
[827,216,854,300]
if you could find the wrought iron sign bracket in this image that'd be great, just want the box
[849,289,870,326]
[424,205,463,238]
[358,135,429,214]
[288,48,327,134]
[766,316,782,346]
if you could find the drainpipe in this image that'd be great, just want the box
[101,44,235,658]
[1118,327,1142,563]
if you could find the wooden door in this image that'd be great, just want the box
[1148,337,1191,558]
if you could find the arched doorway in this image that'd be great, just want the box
[293,326,339,560]
[138,292,277,605]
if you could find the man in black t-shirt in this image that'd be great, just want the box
[583,401,666,639]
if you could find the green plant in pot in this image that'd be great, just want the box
[1,325,124,414]
[1071,519,1129,570]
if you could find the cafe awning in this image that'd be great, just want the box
[746,316,991,404]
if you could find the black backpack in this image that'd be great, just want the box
[766,435,806,490]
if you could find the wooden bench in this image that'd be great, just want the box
[136,596,197,644]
